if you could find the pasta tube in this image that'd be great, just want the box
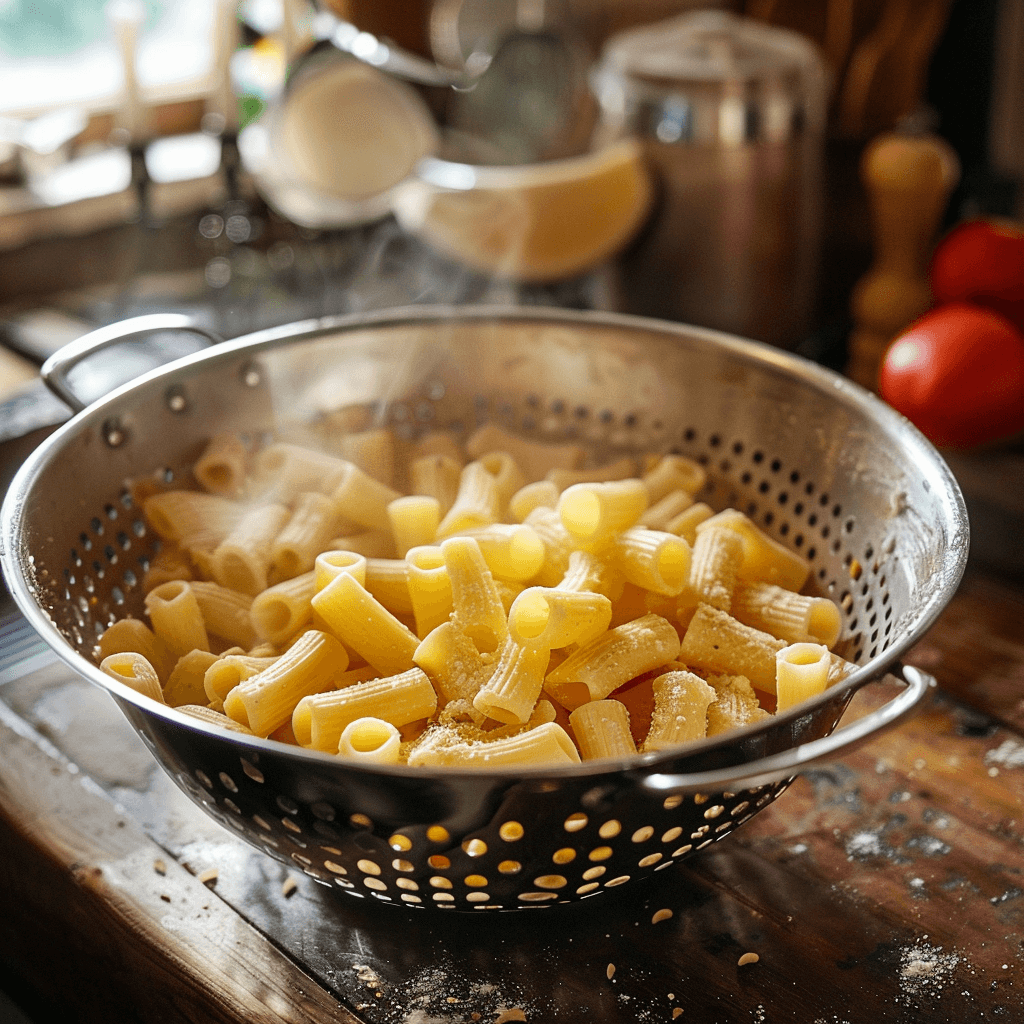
[413,621,498,706]
[705,674,771,736]
[522,506,575,586]
[363,557,415,616]
[642,454,707,502]
[337,428,396,487]
[558,549,625,601]
[477,451,526,512]
[338,718,402,763]
[100,651,166,703]
[204,652,279,703]
[507,586,612,649]
[408,453,462,516]
[775,642,831,711]
[144,580,210,657]
[98,617,175,683]
[188,581,257,649]
[678,603,784,694]
[212,502,290,596]
[638,488,694,530]
[406,545,454,638]
[485,698,557,739]
[143,491,243,551]
[193,432,249,497]
[686,523,745,611]
[407,721,581,768]
[387,494,441,556]
[473,639,552,725]
[164,649,220,707]
[224,629,349,736]
[177,704,254,734]
[311,570,419,675]
[441,536,508,653]
[271,492,343,581]
[609,527,691,596]
[508,480,559,522]
[250,571,316,645]
[291,667,437,751]
[558,478,648,547]
[142,543,193,593]
[250,443,349,503]
[642,669,716,751]
[450,523,545,582]
[314,550,367,590]
[464,422,584,481]
[435,460,502,538]
[544,613,682,710]
[731,581,842,648]
[546,456,637,492]
[569,700,637,760]
[665,502,714,545]
[330,461,403,529]
[697,509,810,591]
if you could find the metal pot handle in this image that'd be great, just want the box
[40,314,224,414]
[640,664,935,795]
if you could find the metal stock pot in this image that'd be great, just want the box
[0,306,967,911]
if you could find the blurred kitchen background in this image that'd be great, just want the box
[0,0,1020,523]
[0,0,1019,385]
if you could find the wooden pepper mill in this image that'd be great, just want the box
[846,131,960,390]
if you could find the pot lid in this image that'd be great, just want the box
[600,10,824,89]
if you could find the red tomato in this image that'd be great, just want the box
[930,218,1024,330]
[879,302,1024,448]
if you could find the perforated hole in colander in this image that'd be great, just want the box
[174,752,795,909]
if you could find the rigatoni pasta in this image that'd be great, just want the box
[97,421,854,770]
[224,629,349,736]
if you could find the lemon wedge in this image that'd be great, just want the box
[392,138,654,282]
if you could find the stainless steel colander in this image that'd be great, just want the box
[0,307,968,912]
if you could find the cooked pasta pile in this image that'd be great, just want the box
[96,421,852,768]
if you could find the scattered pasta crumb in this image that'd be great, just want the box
[281,875,298,898]
[673,1009,684,1019]
[737,952,760,966]
[153,859,167,876]
[652,908,673,924]
[607,964,616,980]
[494,1010,527,1023]
[198,868,219,887]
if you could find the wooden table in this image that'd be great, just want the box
[0,563,1022,1024]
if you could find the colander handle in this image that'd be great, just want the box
[641,664,935,795]
[40,313,224,413]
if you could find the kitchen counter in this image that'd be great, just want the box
[0,564,1021,1023]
